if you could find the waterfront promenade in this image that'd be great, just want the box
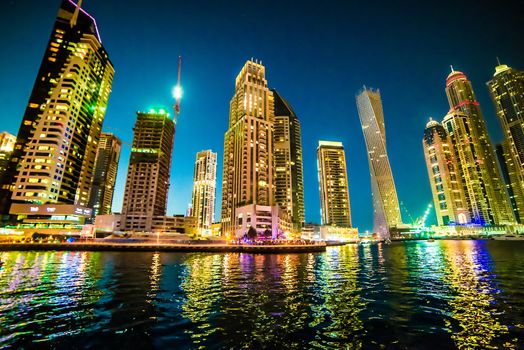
[0,241,327,253]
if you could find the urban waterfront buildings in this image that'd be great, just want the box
[423,119,469,225]
[2,0,113,226]
[356,87,402,238]
[88,132,122,216]
[121,110,175,231]
[317,141,352,227]
[444,69,514,225]
[191,150,217,236]
[496,141,524,223]
[272,89,305,232]
[487,63,524,222]
[0,132,16,177]
[220,60,275,237]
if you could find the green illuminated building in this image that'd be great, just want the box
[121,110,175,231]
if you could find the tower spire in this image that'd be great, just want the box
[70,0,83,27]
[496,56,501,66]
[450,65,455,73]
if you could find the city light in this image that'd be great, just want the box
[172,85,182,100]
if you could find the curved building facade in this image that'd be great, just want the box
[356,87,402,238]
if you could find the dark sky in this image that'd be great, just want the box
[0,0,523,231]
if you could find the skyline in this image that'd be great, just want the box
[1,1,523,231]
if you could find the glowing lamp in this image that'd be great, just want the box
[172,85,182,100]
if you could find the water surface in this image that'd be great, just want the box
[1,240,523,349]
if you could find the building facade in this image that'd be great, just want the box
[0,0,113,221]
[191,150,217,235]
[496,141,524,223]
[88,132,121,216]
[121,110,175,231]
[487,63,524,222]
[317,141,352,227]
[0,132,16,177]
[445,69,514,225]
[235,204,292,239]
[221,60,275,236]
[423,119,469,225]
[272,89,305,232]
[356,87,402,238]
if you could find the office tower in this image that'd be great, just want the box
[88,132,122,216]
[496,141,524,223]
[317,141,352,227]
[272,89,305,231]
[191,150,217,235]
[356,87,402,238]
[487,63,524,221]
[121,110,175,231]
[0,132,16,176]
[221,60,275,236]
[423,119,469,225]
[4,1,114,224]
[445,68,514,225]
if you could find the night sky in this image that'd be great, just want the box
[1,0,523,232]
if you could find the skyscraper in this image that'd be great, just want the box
[317,141,352,227]
[88,132,122,216]
[496,141,524,223]
[221,60,275,236]
[3,0,113,224]
[487,63,524,221]
[191,150,217,235]
[356,87,402,238]
[0,132,16,177]
[272,89,305,232]
[121,110,175,231]
[423,119,469,225]
[445,68,514,225]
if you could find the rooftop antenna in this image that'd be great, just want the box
[172,56,182,120]
[70,0,83,27]
[496,56,501,65]
[450,65,455,73]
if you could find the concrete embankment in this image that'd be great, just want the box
[0,242,326,253]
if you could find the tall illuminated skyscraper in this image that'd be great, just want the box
[445,68,514,225]
[3,0,114,224]
[487,63,524,222]
[356,87,402,238]
[0,132,16,177]
[88,132,121,216]
[121,110,175,231]
[423,119,469,225]
[272,89,305,231]
[221,60,275,236]
[191,150,217,235]
[317,141,352,227]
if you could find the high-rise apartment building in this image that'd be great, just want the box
[191,150,217,235]
[221,60,275,236]
[121,110,175,231]
[496,141,524,223]
[445,68,514,225]
[317,141,352,227]
[272,89,305,231]
[356,87,402,238]
[88,132,121,216]
[423,119,469,225]
[3,1,113,224]
[0,132,16,177]
[487,63,524,222]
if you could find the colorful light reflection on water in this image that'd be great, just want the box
[0,240,523,349]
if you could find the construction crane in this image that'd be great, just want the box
[172,56,182,119]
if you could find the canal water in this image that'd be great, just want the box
[1,240,523,349]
